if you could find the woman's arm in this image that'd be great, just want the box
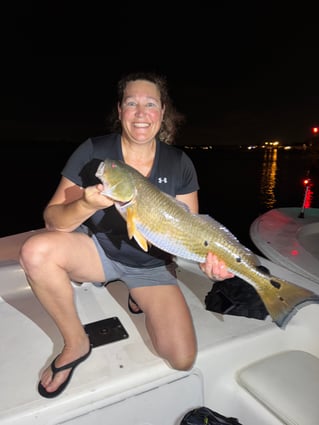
[176,191,198,214]
[43,176,113,232]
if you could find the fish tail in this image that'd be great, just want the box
[258,276,319,327]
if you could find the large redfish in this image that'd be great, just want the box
[95,158,319,327]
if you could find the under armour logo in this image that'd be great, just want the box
[158,177,168,184]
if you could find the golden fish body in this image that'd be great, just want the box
[96,159,319,327]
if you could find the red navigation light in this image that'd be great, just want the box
[312,127,318,134]
[301,177,314,208]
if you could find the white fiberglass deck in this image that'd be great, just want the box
[1,230,319,425]
[250,207,319,284]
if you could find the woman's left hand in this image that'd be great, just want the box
[200,252,234,281]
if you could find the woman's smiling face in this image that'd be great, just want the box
[118,79,165,144]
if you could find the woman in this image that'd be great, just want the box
[19,72,233,398]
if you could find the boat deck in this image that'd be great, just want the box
[1,230,319,425]
[250,207,319,284]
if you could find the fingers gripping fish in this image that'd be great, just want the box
[95,159,319,327]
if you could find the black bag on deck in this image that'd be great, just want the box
[205,276,268,320]
[180,406,243,424]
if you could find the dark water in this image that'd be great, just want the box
[187,147,319,251]
[2,141,318,254]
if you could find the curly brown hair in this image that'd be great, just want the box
[107,72,185,144]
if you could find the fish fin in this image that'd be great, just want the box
[126,206,135,240]
[197,214,242,245]
[126,206,149,252]
[131,228,149,252]
[256,275,319,327]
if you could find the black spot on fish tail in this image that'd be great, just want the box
[257,265,270,275]
[259,265,283,293]
[256,264,282,290]
[258,274,319,328]
[204,240,208,247]
[270,279,281,290]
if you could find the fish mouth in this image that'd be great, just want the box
[117,199,132,207]
[116,190,136,207]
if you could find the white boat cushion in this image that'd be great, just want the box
[237,350,319,425]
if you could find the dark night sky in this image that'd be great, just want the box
[3,2,319,146]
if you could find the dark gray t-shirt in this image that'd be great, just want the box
[62,133,199,267]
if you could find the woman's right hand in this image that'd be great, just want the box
[82,184,114,210]
[44,178,114,232]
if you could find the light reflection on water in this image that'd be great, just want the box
[259,148,278,210]
[259,147,316,211]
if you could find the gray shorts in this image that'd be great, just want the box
[91,234,178,290]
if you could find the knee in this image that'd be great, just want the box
[166,344,197,371]
[151,332,197,370]
[19,234,52,275]
[168,350,197,371]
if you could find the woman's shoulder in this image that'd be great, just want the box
[90,133,120,146]
[159,142,194,166]
[159,141,186,158]
[88,133,121,158]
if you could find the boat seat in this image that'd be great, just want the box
[237,350,319,425]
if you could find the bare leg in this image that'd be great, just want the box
[19,231,105,394]
[130,285,197,370]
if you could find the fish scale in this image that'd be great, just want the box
[96,158,319,328]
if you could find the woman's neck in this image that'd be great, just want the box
[121,137,156,177]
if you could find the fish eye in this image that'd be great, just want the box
[204,240,208,246]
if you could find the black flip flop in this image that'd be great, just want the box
[128,294,143,314]
[38,345,92,398]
